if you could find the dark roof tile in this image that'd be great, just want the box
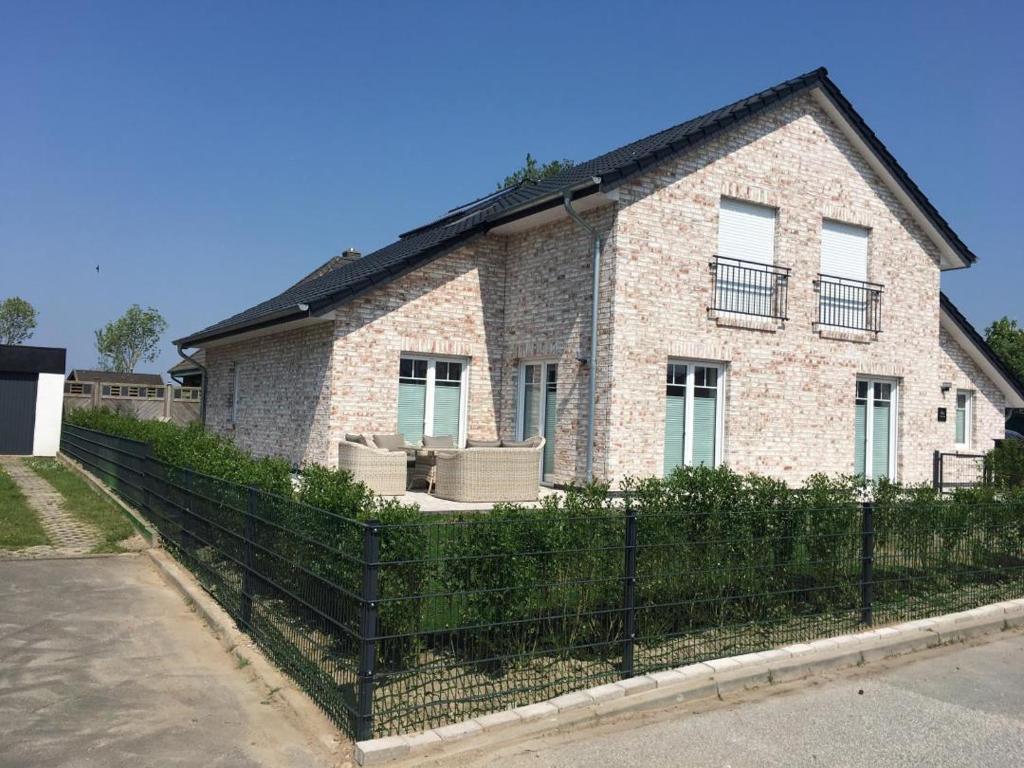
[178,67,975,347]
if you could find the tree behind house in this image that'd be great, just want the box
[986,316,1024,383]
[0,296,38,345]
[95,305,167,373]
[498,153,574,190]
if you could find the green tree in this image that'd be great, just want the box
[498,153,574,190]
[985,316,1024,382]
[0,296,38,345]
[95,305,167,373]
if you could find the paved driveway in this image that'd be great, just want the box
[0,555,337,768]
[449,630,1024,768]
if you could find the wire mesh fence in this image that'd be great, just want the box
[61,424,1024,741]
[367,493,1024,737]
[61,424,368,736]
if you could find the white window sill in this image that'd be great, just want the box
[813,324,877,344]
[708,310,782,333]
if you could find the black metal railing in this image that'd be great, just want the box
[933,450,990,493]
[815,274,883,332]
[60,424,1024,741]
[710,255,790,320]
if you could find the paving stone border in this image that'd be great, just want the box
[56,452,159,544]
[0,456,100,558]
[356,600,1024,766]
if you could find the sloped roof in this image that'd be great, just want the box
[67,369,164,385]
[940,293,1024,408]
[168,349,205,375]
[178,67,977,347]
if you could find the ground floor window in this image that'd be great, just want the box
[517,362,557,481]
[855,378,898,480]
[663,361,724,476]
[397,356,467,446]
[955,390,972,448]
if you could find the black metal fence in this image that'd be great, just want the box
[61,424,370,737]
[710,255,790,320]
[816,274,883,332]
[61,424,1024,742]
[933,450,989,493]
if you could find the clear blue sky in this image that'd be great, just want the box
[2,1,1021,375]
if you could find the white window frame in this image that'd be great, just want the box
[515,360,559,482]
[955,389,973,450]
[666,359,726,468]
[399,354,470,447]
[515,360,558,440]
[857,377,899,481]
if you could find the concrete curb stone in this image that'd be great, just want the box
[144,549,344,757]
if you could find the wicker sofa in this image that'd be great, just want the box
[337,436,408,496]
[433,437,545,503]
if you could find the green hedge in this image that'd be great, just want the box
[65,407,295,495]
[986,439,1024,489]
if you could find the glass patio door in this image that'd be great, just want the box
[519,362,557,482]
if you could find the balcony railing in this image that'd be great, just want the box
[710,255,790,321]
[815,274,883,333]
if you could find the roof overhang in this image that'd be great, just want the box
[490,189,616,235]
[181,312,335,350]
[940,294,1024,409]
[810,86,974,271]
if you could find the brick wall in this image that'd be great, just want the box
[201,91,1006,486]
[606,92,1005,485]
[498,206,616,485]
[204,321,334,467]
[325,237,507,467]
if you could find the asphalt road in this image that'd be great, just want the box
[0,555,336,768]
[451,630,1024,768]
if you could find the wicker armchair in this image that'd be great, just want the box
[433,437,544,503]
[337,437,407,496]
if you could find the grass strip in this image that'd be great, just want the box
[0,463,50,549]
[24,458,136,553]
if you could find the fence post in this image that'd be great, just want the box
[240,487,258,627]
[860,501,875,626]
[140,442,153,515]
[622,496,638,679]
[932,450,941,491]
[357,520,382,742]
[181,468,194,554]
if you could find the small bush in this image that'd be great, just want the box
[986,439,1024,489]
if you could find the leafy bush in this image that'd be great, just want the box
[986,438,1024,489]
[65,407,293,495]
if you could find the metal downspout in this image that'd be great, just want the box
[563,188,602,482]
[175,345,208,425]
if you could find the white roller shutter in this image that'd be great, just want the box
[821,220,868,280]
[717,199,776,265]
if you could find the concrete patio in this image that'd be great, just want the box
[401,485,564,513]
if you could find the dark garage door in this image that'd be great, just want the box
[0,372,38,454]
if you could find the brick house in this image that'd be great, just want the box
[176,67,1024,487]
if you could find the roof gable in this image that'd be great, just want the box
[940,294,1024,409]
[178,68,976,347]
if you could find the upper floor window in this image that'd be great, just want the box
[718,199,776,264]
[713,199,787,319]
[818,220,882,332]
